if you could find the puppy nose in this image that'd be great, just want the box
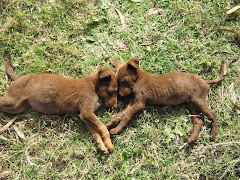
[113,103,117,109]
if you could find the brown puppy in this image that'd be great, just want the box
[1,50,118,154]
[106,57,227,143]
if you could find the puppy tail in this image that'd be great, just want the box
[4,50,18,80]
[205,60,228,84]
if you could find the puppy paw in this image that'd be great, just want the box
[105,120,120,129]
[106,112,125,128]
[99,147,109,154]
[107,144,114,153]
[103,140,115,153]
[105,121,113,129]
[109,127,123,135]
[210,136,216,142]
[187,137,196,144]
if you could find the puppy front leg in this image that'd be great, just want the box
[80,111,114,153]
[106,96,138,129]
[82,119,109,154]
[105,111,125,129]
[109,101,145,135]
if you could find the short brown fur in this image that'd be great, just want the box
[106,57,227,143]
[1,50,118,154]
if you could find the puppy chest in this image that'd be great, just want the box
[93,98,102,111]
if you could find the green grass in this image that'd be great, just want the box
[0,0,240,179]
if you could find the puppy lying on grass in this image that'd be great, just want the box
[106,57,227,143]
[0,50,118,154]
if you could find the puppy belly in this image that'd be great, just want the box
[27,99,77,114]
[148,94,191,105]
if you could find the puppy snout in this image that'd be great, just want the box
[119,88,131,97]
[113,102,117,109]
[119,92,129,97]
[112,99,117,109]
[106,98,117,109]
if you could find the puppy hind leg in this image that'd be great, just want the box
[187,103,203,144]
[191,99,217,141]
[201,106,217,141]
[0,96,29,114]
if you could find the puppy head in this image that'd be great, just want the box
[96,66,118,108]
[111,57,139,97]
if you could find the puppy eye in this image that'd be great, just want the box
[108,87,117,94]
[107,90,115,96]
[122,81,129,86]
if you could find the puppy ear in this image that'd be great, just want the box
[98,66,111,79]
[111,60,124,68]
[127,57,139,69]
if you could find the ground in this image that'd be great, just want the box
[0,0,239,179]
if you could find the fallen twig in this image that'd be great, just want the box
[12,125,25,140]
[115,8,126,29]
[205,141,240,148]
[200,10,209,33]
[199,10,240,38]
[220,159,240,179]
[0,116,18,133]
[0,135,10,141]
[214,28,240,37]
[146,8,162,22]
[91,34,111,55]
[0,171,11,178]
[179,143,188,150]
[130,162,144,174]
[198,141,240,154]
[227,6,240,14]
[25,148,45,167]
[0,165,11,179]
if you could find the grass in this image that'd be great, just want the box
[0,0,240,179]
